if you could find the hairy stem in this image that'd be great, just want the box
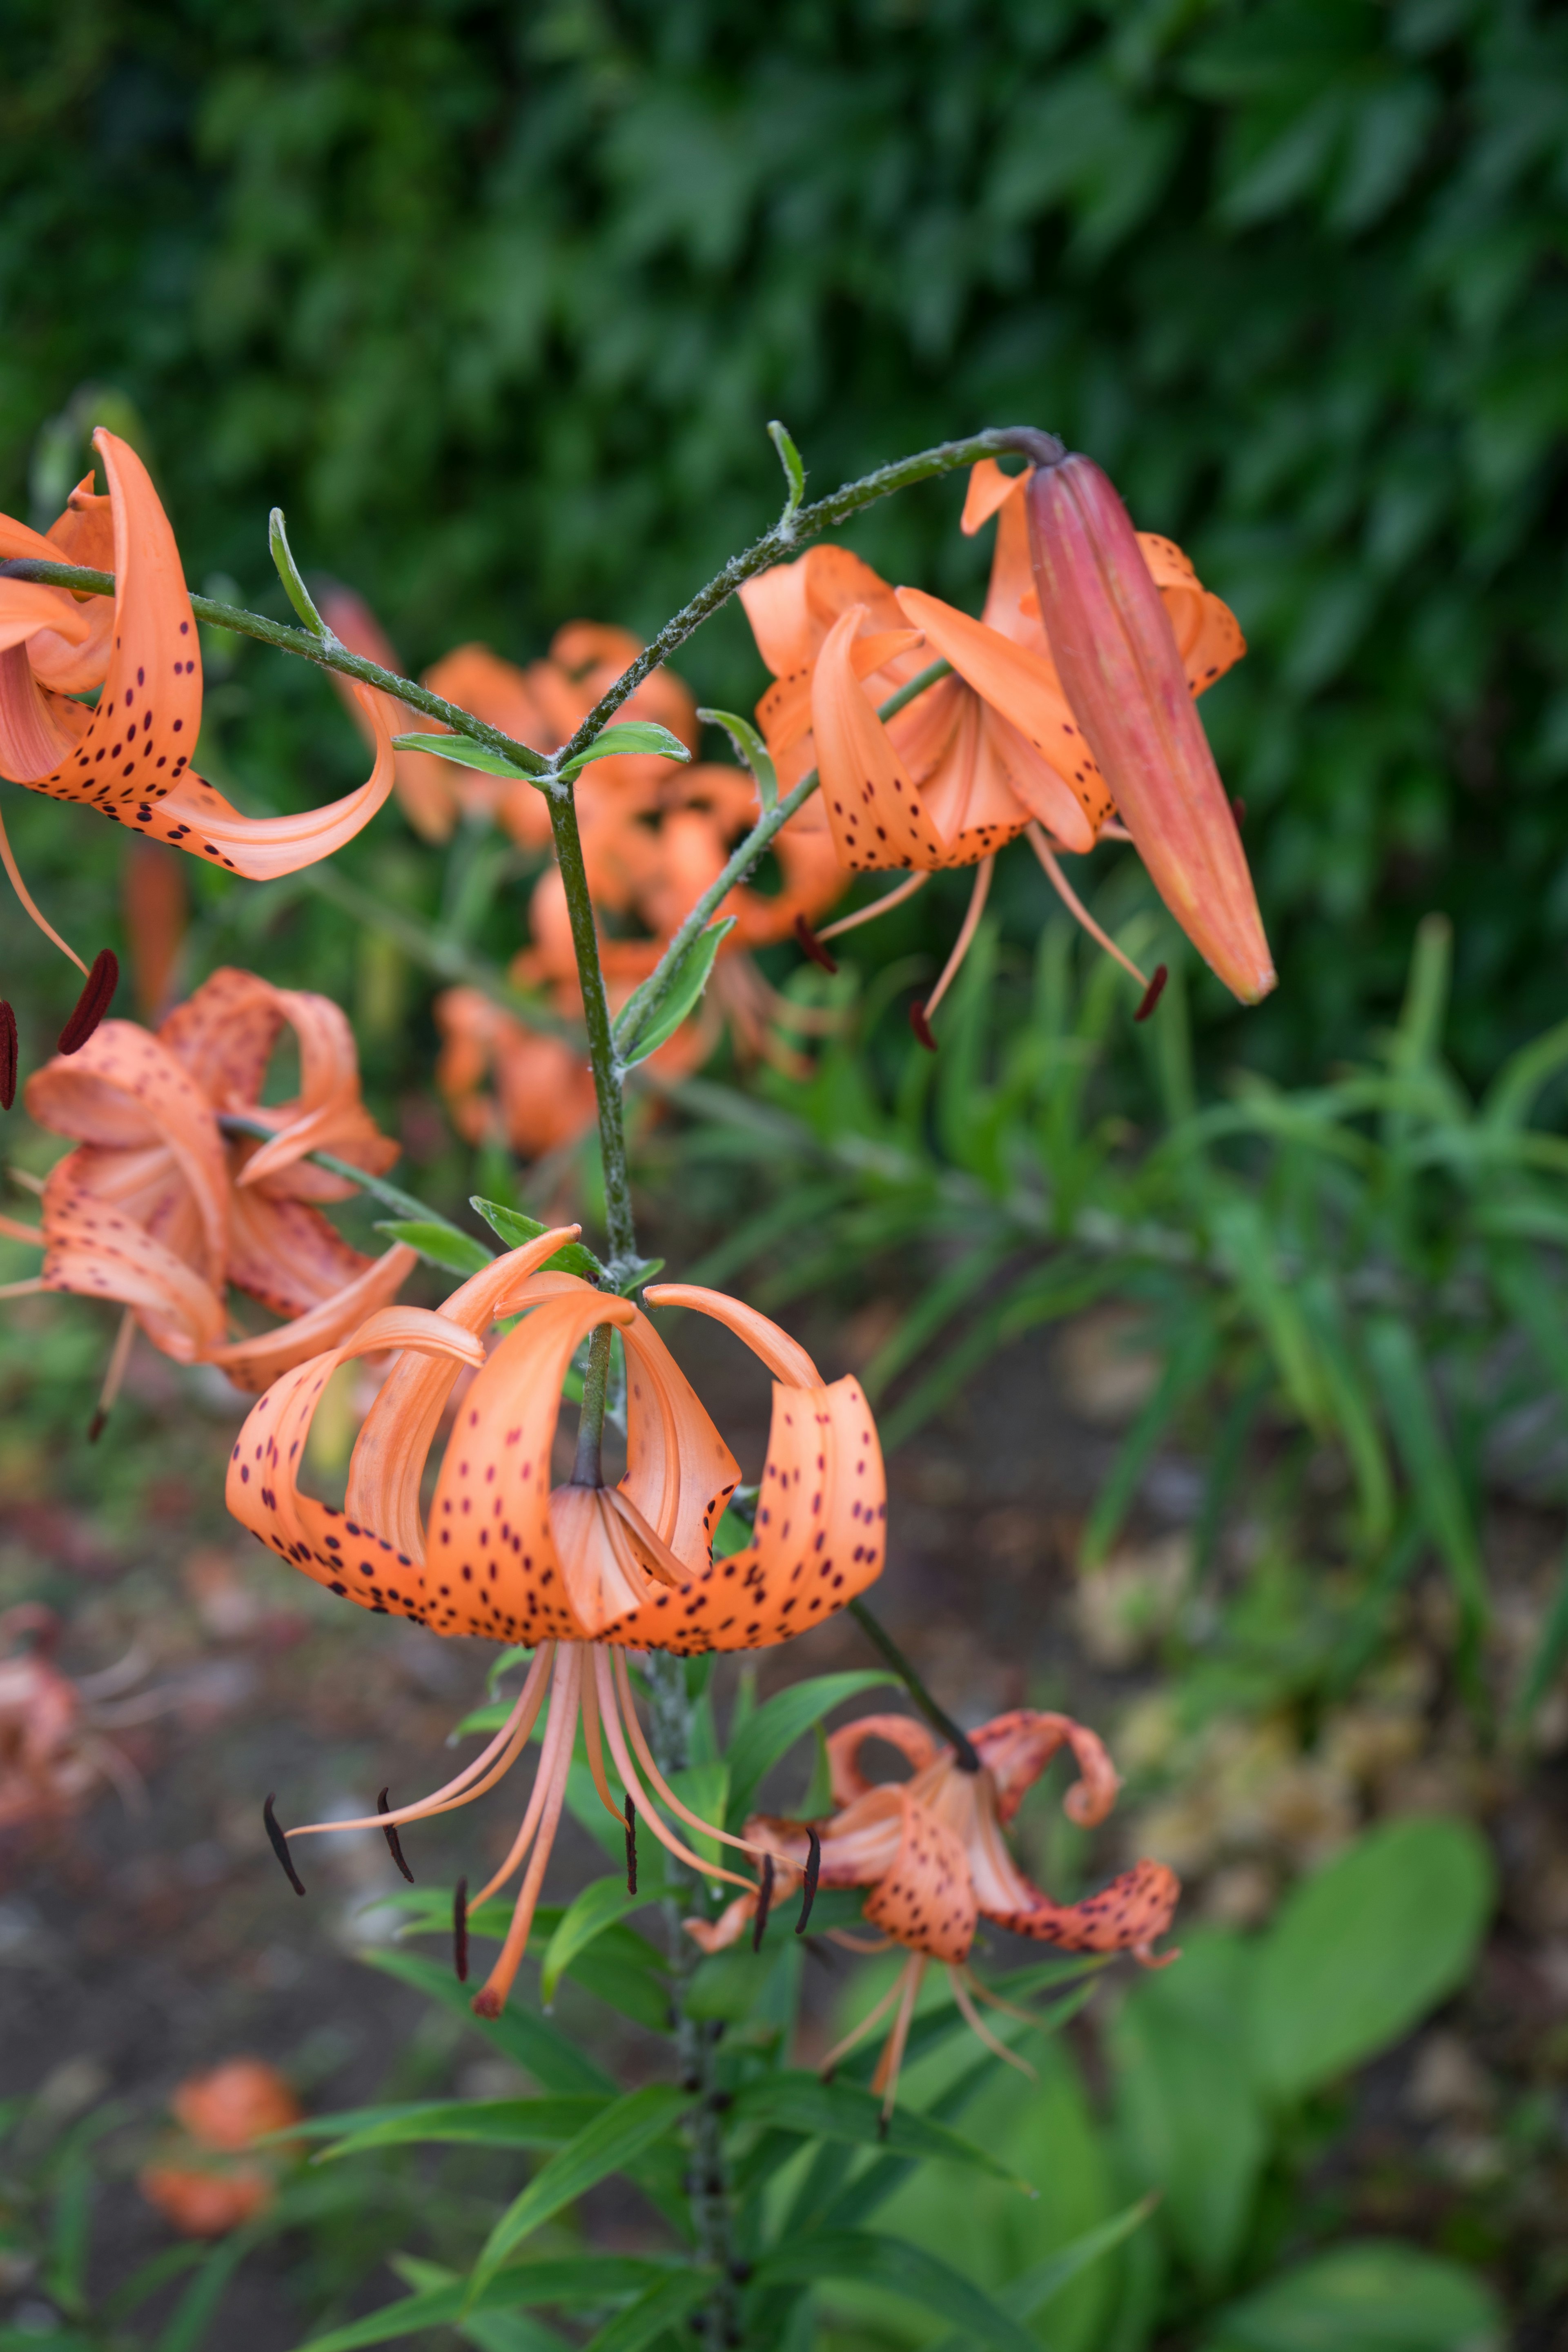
[572,1323,613,1487]
[543,785,638,1271]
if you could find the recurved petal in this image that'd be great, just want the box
[828,1714,939,1806]
[1,432,203,806]
[427,1288,634,1644]
[608,1369,884,1655]
[810,608,948,873]
[862,1791,978,1962]
[0,581,92,657]
[620,1305,740,1575]
[972,1709,1121,1829]
[1135,534,1247,695]
[961,459,1021,536]
[992,1856,1180,1957]
[26,1021,228,1288]
[641,1284,820,1386]
[225,1309,484,1606]
[224,1187,383,1318]
[40,1180,225,1363]
[206,1242,419,1393]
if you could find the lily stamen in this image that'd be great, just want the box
[815,870,931,943]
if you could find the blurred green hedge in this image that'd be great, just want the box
[4,0,1567,1075]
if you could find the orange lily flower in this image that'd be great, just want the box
[434,986,600,1160]
[688,1705,1178,2116]
[1023,450,1275,1003]
[0,431,397,987]
[140,2059,304,2238]
[17,968,414,1396]
[0,1604,144,1833]
[228,1238,886,2018]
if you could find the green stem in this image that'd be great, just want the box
[544,784,638,1272]
[846,1598,981,1772]
[572,1322,613,1486]
[214,1112,472,1235]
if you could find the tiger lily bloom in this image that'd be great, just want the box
[16,968,414,1397]
[0,1604,145,1832]
[140,2060,304,2238]
[0,432,397,988]
[1023,450,1275,1004]
[688,1706,1179,2118]
[227,1237,886,2018]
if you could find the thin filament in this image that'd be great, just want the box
[819,1966,911,2077]
[96,1307,137,1418]
[949,1967,1036,2080]
[473,1648,583,2016]
[595,1650,752,1890]
[579,1654,635,1829]
[0,1214,44,1245]
[610,1649,791,1870]
[287,1644,554,1842]
[470,1645,582,1908]
[922,855,993,1021]
[0,1277,47,1299]
[1025,825,1149,989]
[870,1954,926,2118]
[0,804,87,974]
[817,870,931,942]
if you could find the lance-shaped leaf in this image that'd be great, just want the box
[470,1197,603,1281]
[558,721,694,778]
[363,1950,611,2094]
[613,917,735,1071]
[392,733,542,778]
[578,2270,714,2352]
[697,706,778,808]
[289,2256,683,2352]
[469,2084,691,2297]
[731,2074,1032,2189]
[926,2197,1157,2351]
[373,1218,494,1278]
[298,2094,608,2164]
[539,1875,671,2005]
[724,1670,895,1826]
[752,2232,1039,2352]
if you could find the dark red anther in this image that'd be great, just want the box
[1232,797,1247,827]
[0,1001,16,1111]
[58,949,119,1054]
[624,1795,638,1896]
[263,1793,306,1897]
[453,1877,469,1982]
[378,1786,414,1883]
[793,914,838,974]
[1134,965,1168,1024]
[751,1854,775,1953]
[87,1409,108,1445]
[795,1824,821,1936]
[908,999,938,1052]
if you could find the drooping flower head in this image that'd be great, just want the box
[14,967,414,1399]
[0,433,398,1020]
[227,1238,886,2016]
[690,1704,1178,2116]
[140,2059,304,2238]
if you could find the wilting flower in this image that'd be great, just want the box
[0,1605,146,1834]
[740,460,1265,1036]
[689,1706,1178,2116]
[0,432,397,987]
[140,2059,304,2237]
[14,967,414,1396]
[228,1234,886,2018]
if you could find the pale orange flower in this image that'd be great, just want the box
[0,1605,143,1834]
[229,1237,886,2018]
[689,1706,1178,2116]
[18,968,414,1394]
[0,432,396,980]
[140,2059,304,2237]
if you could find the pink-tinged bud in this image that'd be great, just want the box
[1025,455,1275,1005]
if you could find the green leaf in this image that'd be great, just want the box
[1363,1315,1485,1628]
[153,2228,258,2352]
[361,1950,612,2094]
[731,2073,1033,2188]
[374,1218,493,1276]
[927,2196,1157,2349]
[391,732,539,778]
[768,418,806,522]
[289,2281,466,2352]
[539,1876,668,2005]
[1250,1819,1494,2102]
[578,2270,713,2351]
[557,722,693,779]
[289,2259,681,2352]
[470,2084,691,2295]
[1080,1319,1218,1568]
[724,1670,895,1826]
[304,2094,607,2163]
[613,918,735,1071]
[696,706,777,809]
[270,507,327,636]
[753,2230,1039,2352]
[469,1196,602,1281]
[1207,2239,1502,2351]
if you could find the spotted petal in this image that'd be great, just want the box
[862,1791,978,1963]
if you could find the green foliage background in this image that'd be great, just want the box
[4,0,1568,1076]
